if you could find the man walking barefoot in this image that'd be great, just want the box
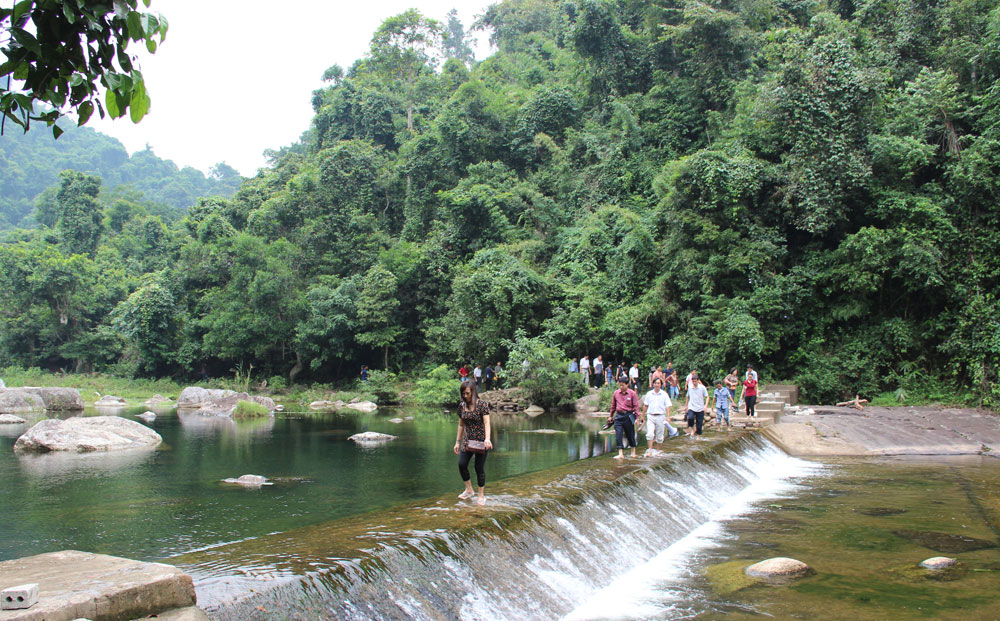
[685,374,709,440]
[607,379,641,459]
[639,377,678,456]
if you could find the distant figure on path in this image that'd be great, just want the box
[593,355,604,388]
[494,362,504,389]
[605,361,614,388]
[629,363,640,391]
[640,377,678,455]
[200,363,209,381]
[665,364,679,400]
[685,374,709,439]
[650,365,666,389]
[745,364,758,383]
[360,365,369,382]
[454,380,492,506]
[474,364,483,388]
[459,364,469,382]
[484,364,495,391]
[725,368,739,403]
[607,378,640,459]
[580,355,591,385]
[685,369,699,392]
[569,358,579,374]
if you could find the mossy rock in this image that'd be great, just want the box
[704,560,761,595]
[233,400,271,419]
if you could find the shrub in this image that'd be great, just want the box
[267,375,288,392]
[233,400,270,419]
[414,364,460,405]
[360,369,400,404]
[504,330,587,408]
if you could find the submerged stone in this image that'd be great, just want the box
[856,507,908,517]
[524,405,545,416]
[745,557,812,579]
[223,474,270,487]
[893,529,998,553]
[344,401,377,412]
[95,395,127,406]
[349,431,397,445]
[138,411,157,423]
[920,556,958,569]
[0,413,27,424]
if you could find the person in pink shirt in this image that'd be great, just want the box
[606,378,641,459]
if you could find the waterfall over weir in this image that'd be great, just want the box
[175,435,821,620]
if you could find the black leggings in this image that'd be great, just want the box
[746,395,757,417]
[458,450,487,487]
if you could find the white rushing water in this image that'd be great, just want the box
[563,448,825,621]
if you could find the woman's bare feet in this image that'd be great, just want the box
[458,489,474,499]
[474,496,486,506]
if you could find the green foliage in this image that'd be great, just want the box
[504,330,586,408]
[233,400,270,419]
[0,0,168,135]
[413,364,460,405]
[1,0,998,408]
[360,369,401,404]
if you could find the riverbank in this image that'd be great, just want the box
[765,405,1000,458]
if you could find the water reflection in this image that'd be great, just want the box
[16,447,156,480]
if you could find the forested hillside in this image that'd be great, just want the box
[1,0,998,406]
[0,122,242,229]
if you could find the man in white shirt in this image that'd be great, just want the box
[685,369,699,392]
[745,364,758,382]
[580,355,591,385]
[628,363,640,390]
[685,374,710,440]
[593,355,603,388]
[638,377,678,456]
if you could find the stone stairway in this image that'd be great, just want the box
[728,384,798,429]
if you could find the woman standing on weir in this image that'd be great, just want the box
[454,380,493,505]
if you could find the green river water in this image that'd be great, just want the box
[0,405,611,563]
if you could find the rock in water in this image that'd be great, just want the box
[144,394,173,405]
[223,474,270,487]
[919,557,958,570]
[14,416,162,452]
[349,431,397,446]
[524,405,545,416]
[0,414,27,424]
[744,557,812,579]
[177,386,275,416]
[19,387,84,410]
[137,411,156,423]
[344,401,377,412]
[388,418,404,424]
[95,395,127,406]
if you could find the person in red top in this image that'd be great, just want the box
[458,364,469,381]
[743,373,759,417]
[606,378,640,459]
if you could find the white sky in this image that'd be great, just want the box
[88,1,494,177]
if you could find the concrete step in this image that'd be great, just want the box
[0,550,198,621]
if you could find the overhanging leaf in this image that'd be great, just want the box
[129,79,149,122]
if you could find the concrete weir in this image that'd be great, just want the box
[0,550,204,621]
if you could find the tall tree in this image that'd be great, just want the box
[355,264,402,369]
[55,170,103,256]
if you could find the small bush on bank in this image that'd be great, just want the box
[414,365,459,405]
[359,369,400,404]
[233,401,270,418]
[504,330,587,408]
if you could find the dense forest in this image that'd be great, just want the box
[0,121,242,230]
[0,0,998,406]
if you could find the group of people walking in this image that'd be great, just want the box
[458,363,504,391]
[452,359,761,505]
[605,364,760,458]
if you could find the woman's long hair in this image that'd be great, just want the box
[460,379,479,410]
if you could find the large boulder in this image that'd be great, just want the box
[13,416,163,453]
[18,387,85,411]
[574,391,601,413]
[177,387,275,416]
[0,389,46,413]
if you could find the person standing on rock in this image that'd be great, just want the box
[640,377,678,455]
[458,364,469,382]
[581,355,591,385]
[484,364,495,391]
[474,364,483,389]
[494,361,504,389]
[454,380,493,506]
[629,363,640,391]
[607,378,641,459]
[605,361,614,388]
[725,368,739,403]
[569,357,579,374]
[713,379,733,431]
[685,374,709,439]
[593,355,604,388]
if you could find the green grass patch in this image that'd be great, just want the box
[233,400,271,418]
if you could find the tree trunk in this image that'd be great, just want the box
[407,104,414,132]
[384,344,389,370]
[288,351,304,385]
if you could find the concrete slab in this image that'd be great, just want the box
[0,551,196,621]
[766,406,999,457]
